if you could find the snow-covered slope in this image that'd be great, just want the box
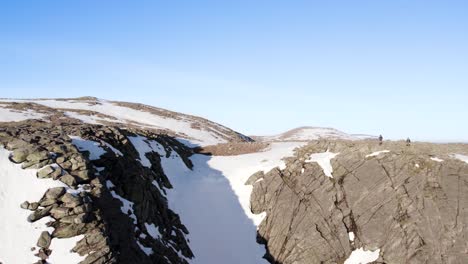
[0,97,249,146]
[255,126,374,142]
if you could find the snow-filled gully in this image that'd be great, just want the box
[129,136,305,264]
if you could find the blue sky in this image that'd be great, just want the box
[1,1,467,141]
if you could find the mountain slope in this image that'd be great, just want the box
[0,97,251,146]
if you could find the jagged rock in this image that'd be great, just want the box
[52,223,87,238]
[50,207,71,219]
[39,198,57,207]
[73,204,92,214]
[73,213,90,224]
[37,231,52,249]
[59,173,77,187]
[70,169,90,181]
[28,206,53,222]
[61,193,83,207]
[44,187,66,200]
[28,202,40,210]
[245,171,264,185]
[37,165,55,179]
[20,201,30,209]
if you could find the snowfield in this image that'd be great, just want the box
[0,147,84,264]
[0,107,46,122]
[454,154,468,164]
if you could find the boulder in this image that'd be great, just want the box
[37,231,52,249]
[44,187,66,200]
[50,207,70,219]
[27,206,53,222]
[59,174,77,187]
[37,165,55,179]
[10,148,30,163]
[7,139,29,150]
[61,193,83,208]
[26,151,49,162]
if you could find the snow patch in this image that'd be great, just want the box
[305,150,339,178]
[48,235,86,263]
[430,157,444,162]
[366,150,390,158]
[348,232,355,242]
[136,241,153,256]
[454,154,468,164]
[107,180,137,224]
[145,223,162,240]
[128,135,154,167]
[70,136,107,160]
[0,107,46,122]
[344,248,381,264]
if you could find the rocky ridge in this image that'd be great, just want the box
[249,140,468,264]
[0,119,195,264]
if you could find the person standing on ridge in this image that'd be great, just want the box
[378,135,383,145]
[406,138,411,146]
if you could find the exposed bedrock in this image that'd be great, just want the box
[250,140,468,264]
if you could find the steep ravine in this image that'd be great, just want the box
[249,140,468,264]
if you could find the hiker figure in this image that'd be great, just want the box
[406,137,411,146]
[378,135,383,145]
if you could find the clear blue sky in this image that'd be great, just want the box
[1,1,467,141]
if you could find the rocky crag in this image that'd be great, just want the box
[249,140,468,264]
[0,119,196,264]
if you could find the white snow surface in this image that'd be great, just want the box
[366,150,390,158]
[348,232,355,242]
[0,107,46,122]
[344,248,381,264]
[1,99,229,146]
[305,151,339,178]
[430,157,444,162]
[129,137,305,264]
[70,136,107,160]
[70,136,122,159]
[454,154,468,164]
[145,223,162,240]
[0,147,83,264]
[48,235,86,263]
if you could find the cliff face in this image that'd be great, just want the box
[0,120,194,264]
[250,140,468,264]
